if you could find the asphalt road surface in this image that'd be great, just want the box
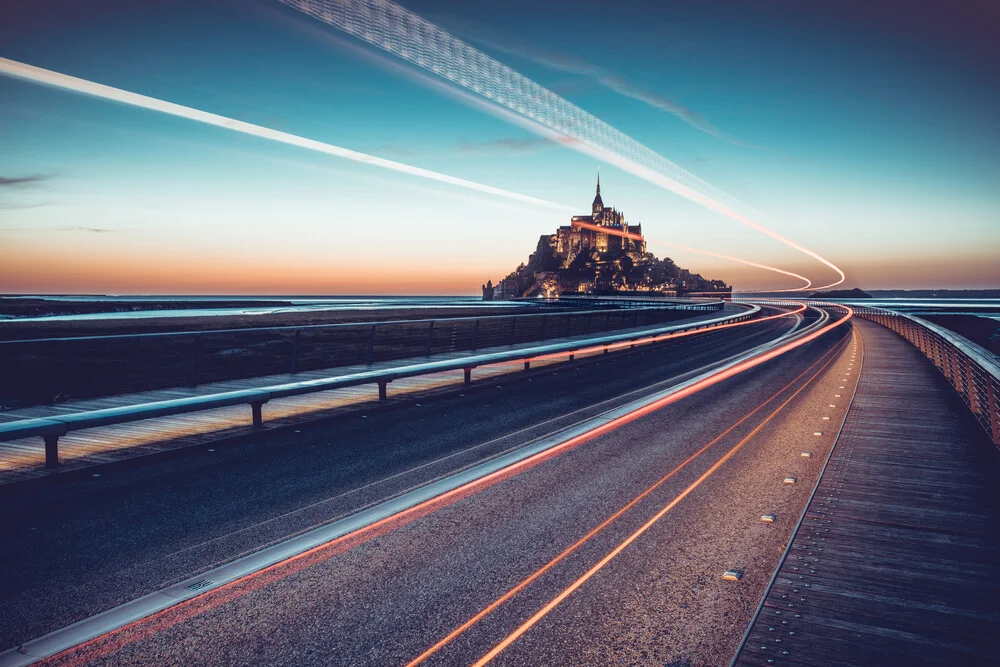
[0,305,856,665]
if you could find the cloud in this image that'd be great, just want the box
[456,136,554,155]
[0,174,49,186]
[0,202,49,210]
[445,20,757,148]
[3,226,123,233]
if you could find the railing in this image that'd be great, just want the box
[0,303,757,468]
[855,307,1000,446]
[0,301,723,406]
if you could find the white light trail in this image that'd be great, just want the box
[570,220,813,291]
[658,242,813,293]
[1,57,814,292]
[0,57,570,213]
[280,0,845,290]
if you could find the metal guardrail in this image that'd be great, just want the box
[855,307,1000,447]
[0,303,757,468]
[0,302,723,405]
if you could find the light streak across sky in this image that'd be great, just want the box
[2,56,822,293]
[569,220,813,291]
[1,56,816,292]
[0,57,571,213]
[280,0,846,289]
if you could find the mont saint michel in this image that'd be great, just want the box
[483,176,732,300]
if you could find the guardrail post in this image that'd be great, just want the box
[425,320,435,356]
[464,368,472,385]
[966,357,980,415]
[988,380,1000,445]
[290,331,300,374]
[366,325,376,365]
[44,435,59,468]
[524,360,531,371]
[378,380,389,401]
[945,346,958,390]
[250,401,264,427]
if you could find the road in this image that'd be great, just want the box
[0,305,856,665]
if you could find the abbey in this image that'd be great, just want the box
[555,174,646,265]
[483,176,731,300]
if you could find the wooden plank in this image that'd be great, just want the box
[735,319,1000,666]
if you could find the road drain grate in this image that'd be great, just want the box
[185,579,214,592]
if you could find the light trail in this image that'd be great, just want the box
[406,332,850,666]
[470,317,851,665]
[0,57,570,213]
[569,219,813,291]
[527,303,807,362]
[39,304,844,665]
[0,57,818,292]
[280,0,846,289]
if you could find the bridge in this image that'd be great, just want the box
[0,301,997,666]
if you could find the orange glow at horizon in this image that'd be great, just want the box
[0,243,501,296]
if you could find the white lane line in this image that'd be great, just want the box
[160,311,804,562]
[0,309,828,667]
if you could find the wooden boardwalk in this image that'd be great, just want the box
[735,319,1000,666]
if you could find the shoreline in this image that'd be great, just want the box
[0,305,540,341]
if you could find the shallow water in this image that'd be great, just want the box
[0,295,522,323]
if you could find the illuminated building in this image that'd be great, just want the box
[555,174,646,265]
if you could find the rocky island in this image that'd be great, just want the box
[484,177,731,300]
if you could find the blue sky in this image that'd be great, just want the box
[1,0,998,293]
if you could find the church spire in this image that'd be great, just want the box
[592,169,604,217]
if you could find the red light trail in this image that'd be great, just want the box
[39,303,850,665]
[406,331,851,666]
[470,325,851,665]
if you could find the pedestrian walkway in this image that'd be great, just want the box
[735,319,1000,666]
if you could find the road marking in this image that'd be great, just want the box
[468,333,848,667]
[1,305,846,667]
[160,311,804,563]
[405,333,850,666]
[730,324,866,666]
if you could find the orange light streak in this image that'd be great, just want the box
[406,332,850,666]
[471,320,851,666]
[570,219,645,241]
[42,305,850,666]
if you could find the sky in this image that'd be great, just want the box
[1,0,998,295]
